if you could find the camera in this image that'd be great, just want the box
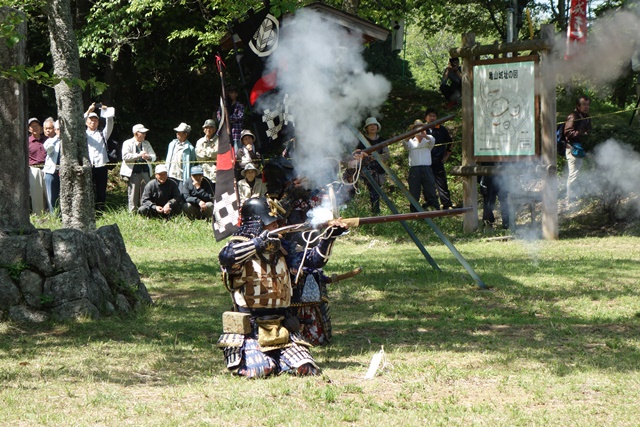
[94,102,103,110]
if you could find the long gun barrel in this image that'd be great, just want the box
[361,114,455,155]
[271,207,471,235]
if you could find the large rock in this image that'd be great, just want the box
[19,269,44,308]
[9,305,50,323]
[0,234,27,266]
[114,293,132,314]
[52,298,100,320]
[0,268,22,309]
[43,267,93,306]
[95,225,142,286]
[52,228,88,272]
[0,225,152,323]
[25,230,55,276]
[90,267,115,305]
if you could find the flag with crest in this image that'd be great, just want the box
[213,63,240,241]
[233,2,294,156]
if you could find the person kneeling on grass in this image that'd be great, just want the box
[181,165,215,219]
[138,164,183,219]
[216,197,348,378]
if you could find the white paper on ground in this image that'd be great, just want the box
[364,346,385,379]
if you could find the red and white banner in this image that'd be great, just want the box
[565,0,588,59]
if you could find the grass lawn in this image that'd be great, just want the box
[2,207,640,426]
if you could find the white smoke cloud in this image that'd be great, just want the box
[588,139,640,213]
[551,8,640,90]
[262,9,391,188]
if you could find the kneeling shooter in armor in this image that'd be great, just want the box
[217,197,348,378]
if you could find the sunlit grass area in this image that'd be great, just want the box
[2,203,640,426]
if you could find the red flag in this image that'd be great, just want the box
[565,0,588,59]
[212,95,239,241]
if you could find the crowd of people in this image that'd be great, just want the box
[26,102,458,223]
[26,93,590,233]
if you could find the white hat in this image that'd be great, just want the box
[241,163,260,177]
[132,124,149,134]
[54,120,60,130]
[410,119,425,130]
[155,164,167,174]
[28,117,41,126]
[240,129,255,141]
[174,122,191,133]
[363,117,381,132]
[87,112,99,119]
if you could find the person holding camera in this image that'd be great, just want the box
[440,57,462,110]
[84,102,114,213]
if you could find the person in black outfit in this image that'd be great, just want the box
[440,58,462,109]
[138,165,183,218]
[425,108,453,209]
[479,163,510,229]
[181,165,215,219]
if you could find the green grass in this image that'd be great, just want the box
[3,205,640,426]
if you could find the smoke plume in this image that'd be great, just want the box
[262,9,391,188]
[551,8,640,90]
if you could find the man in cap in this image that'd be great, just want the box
[216,197,349,378]
[42,119,61,214]
[166,122,196,185]
[120,124,157,212]
[138,164,183,218]
[84,102,114,212]
[238,163,267,205]
[181,165,215,219]
[27,117,47,214]
[195,119,218,182]
[403,119,439,211]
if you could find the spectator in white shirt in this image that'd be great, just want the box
[403,119,439,212]
[84,102,114,212]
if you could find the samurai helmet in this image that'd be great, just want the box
[240,197,282,226]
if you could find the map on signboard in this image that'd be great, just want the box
[473,60,536,157]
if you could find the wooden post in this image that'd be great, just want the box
[539,24,558,239]
[461,32,478,233]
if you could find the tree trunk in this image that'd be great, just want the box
[558,0,567,32]
[45,0,96,231]
[0,7,34,232]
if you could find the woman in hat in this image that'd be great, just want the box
[354,117,389,215]
[195,119,218,182]
[238,163,267,205]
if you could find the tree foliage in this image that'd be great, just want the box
[3,0,637,149]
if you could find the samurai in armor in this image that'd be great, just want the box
[217,197,348,378]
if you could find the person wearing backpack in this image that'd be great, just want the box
[563,95,591,204]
